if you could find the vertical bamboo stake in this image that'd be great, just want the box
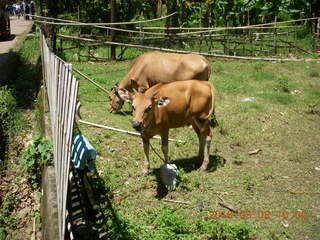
[248,11,253,56]
[224,20,228,55]
[274,16,277,55]
[77,5,80,62]
[199,3,202,28]
[317,18,320,53]
[59,38,62,55]
[139,23,143,46]
[110,0,117,60]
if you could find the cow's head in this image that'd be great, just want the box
[118,88,171,132]
[108,84,124,114]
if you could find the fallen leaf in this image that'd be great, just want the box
[248,149,261,155]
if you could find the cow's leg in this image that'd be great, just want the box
[194,119,212,170]
[201,121,213,171]
[191,121,204,163]
[161,129,169,163]
[142,137,150,174]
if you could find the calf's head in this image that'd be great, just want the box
[118,88,171,132]
[108,84,124,114]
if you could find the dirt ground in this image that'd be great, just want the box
[0,16,33,54]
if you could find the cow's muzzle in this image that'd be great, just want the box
[132,121,143,131]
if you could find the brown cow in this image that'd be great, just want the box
[108,51,211,113]
[117,80,216,173]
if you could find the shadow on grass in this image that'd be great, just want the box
[0,49,41,169]
[172,154,227,173]
[0,49,41,108]
[70,169,136,240]
[151,154,227,199]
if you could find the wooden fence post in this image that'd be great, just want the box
[274,16,277,55]
[110,0,117,60]
[316,18,320,55]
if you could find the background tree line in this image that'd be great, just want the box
[33,0,319,27]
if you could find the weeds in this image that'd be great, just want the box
[176,168,191,191]
[0,192,17,237]
[217,117,228,136]
[0,86,20,170]
[309,70,319,78]
[197,218,257,240]
[18,135,53,189]
[242,173,255,191]
[277,76,290,93]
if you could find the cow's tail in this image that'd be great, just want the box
[206,59,212,81]
[207,82,218,128]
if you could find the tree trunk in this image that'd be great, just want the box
[157,0,162,17]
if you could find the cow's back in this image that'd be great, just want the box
[129,51,210,86]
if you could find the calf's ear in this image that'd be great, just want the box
[155,96,171,108]
[117,88,132,102]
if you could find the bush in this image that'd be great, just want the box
[18,135,53,189]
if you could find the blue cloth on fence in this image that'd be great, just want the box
[71,134,96,171]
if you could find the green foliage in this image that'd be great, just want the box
[37,0,319,29]
[0,87,20,170]
[0,228,6,240]
[19,36,40,63]
[217,117,228,136]
[242,172,255,191]
[151,208,190,238]
[0,192,17,233]
[0,87,18,134]
[176,168,191,191]
[197,219,257,240]
[309,71,319,78]
[18,135,53,189]
[277,76,290,93]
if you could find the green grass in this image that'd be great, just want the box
[72,56,320,239]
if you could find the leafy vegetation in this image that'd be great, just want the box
[0,87,19,169]
[35,0,320,27]
[19,135,53,189]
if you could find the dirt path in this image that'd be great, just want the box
[0,16,33,54]
[0,16,33,84]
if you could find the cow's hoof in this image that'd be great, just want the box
[199,165,208,171]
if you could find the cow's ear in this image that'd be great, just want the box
[130,79,139,93]
[155,96,170,108]
[152,90,159,98]
[117,88,132,102]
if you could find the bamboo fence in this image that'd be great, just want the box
[34,14,320,61]
[40,29,79,240]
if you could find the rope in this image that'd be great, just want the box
[36,20,167,36]
[72,67,111,95]
[150,142,166,162]
[28,12,177,26]
[78,119,186,143]
[31,13,319,35]
[58,34,319,62]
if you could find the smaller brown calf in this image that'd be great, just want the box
[117,80,216,173]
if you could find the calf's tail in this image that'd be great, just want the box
[207,82,218,128]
